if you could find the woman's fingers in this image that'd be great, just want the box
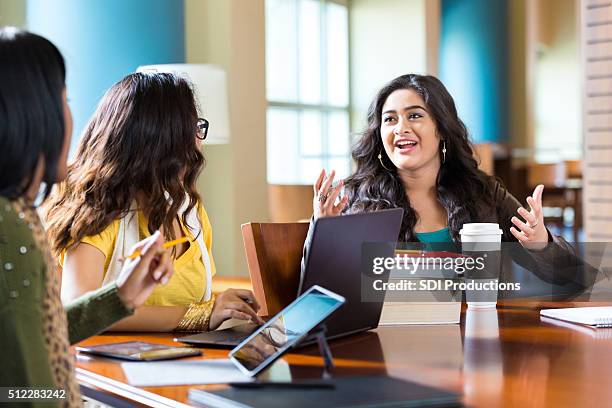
[229,310,253,321]
[526,196,543,222]
[313,169,348,219]
[510,226,529,243]
[511,216,534,236]
[233,289,261,312]
[324,180,343,209]
[533,184,544,208]
[226,300,258,317]
[225,300,263,323]
[334,195,349,213]
[218,308,251,322]
[319,170,336,198]
[135,232,163,271]
[513,185,549,248]
[152,250,172,284]
[527,185,544,218]
[517,207,537,225]
[314,169,325,194]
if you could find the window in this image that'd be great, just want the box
[265,0,350,185]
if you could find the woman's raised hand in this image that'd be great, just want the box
[510,184,549,250]
[313,169,349,220]
[115,231,174,309]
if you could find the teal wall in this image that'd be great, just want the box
[27,0,185,154]
[439,0,509,143]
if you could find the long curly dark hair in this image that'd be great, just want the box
[43,72,204,255]
[344,74,495,242]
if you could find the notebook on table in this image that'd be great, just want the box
[188,375,461,408]
[540,316,612,339]
[540,306,612,328]
[76,341,201,361]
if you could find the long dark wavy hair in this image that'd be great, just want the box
[43,72,204,255]
[344,74,495,242]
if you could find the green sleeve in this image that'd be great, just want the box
[0,199,57,401]
[0,275,57,392]
[66,283,133,344]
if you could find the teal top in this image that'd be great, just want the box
[415,227,458,253]
[415,227,453,243]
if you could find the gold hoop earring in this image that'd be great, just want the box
[442,141,447,164]
[378,150,393,171]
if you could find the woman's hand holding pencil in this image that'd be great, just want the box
[115,230,175,310]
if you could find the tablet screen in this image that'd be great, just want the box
[229,286,345,376]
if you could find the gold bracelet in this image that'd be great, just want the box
[175,295,216,332]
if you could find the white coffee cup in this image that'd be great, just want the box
[459,223,503,245]
[460,223,503,309]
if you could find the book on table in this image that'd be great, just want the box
[379,250,462,325]
[379,301,461,325]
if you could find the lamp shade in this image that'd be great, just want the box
[137,63,230,144]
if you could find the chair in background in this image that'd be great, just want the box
[241,222,309,316]
[564,159,583,238]
[565,159,582,180]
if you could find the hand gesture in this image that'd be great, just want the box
[510,184,549,250]
[115,230,173,309]
[209,288,264,330]
[313,169,349,220]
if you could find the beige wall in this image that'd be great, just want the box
[0,0,25,27]
[185,0,268,277]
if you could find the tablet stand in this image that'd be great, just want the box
[305,324,335,378]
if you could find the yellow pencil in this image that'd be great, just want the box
[126,236,189,260]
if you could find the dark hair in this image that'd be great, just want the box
[43,72,204,255]
[344,74,494,242]
[0,27,66,200]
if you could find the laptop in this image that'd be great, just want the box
[176,208,404,347]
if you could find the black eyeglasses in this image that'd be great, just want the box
[197,118,209,140]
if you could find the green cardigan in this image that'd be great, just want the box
[0,196,133,389]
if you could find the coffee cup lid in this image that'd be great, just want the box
[459,223,503,235]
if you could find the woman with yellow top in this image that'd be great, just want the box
[43,72,263,332]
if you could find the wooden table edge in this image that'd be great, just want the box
[76,367,194,408]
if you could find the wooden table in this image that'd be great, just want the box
[74,301,612,407]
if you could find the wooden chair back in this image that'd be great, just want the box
[241,222,310,316]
